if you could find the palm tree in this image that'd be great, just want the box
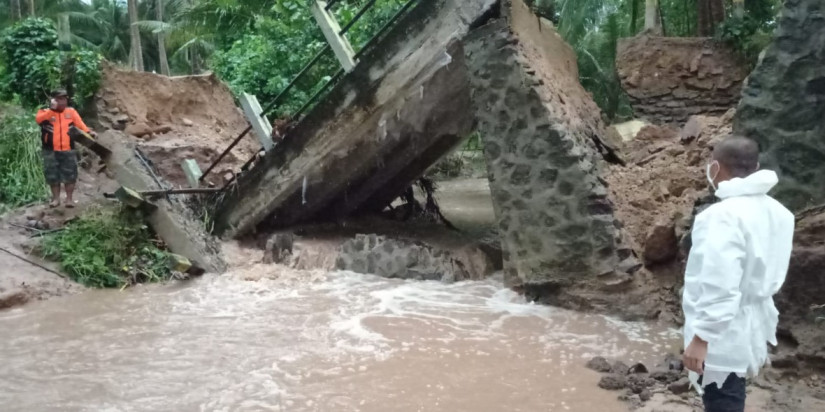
[136,0,216,74]
[128,0,144,71]
[644,0,662,35]
[10,0,22,21]
[156,0,170,75]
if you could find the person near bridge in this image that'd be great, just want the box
[35,89,96,208]
[681,136,794,412]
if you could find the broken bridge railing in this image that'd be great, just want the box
[198,0,421,186]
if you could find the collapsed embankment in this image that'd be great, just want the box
[93,62,260,187]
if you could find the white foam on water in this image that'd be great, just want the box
[0,268,681,411]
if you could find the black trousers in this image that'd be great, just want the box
[702,373,746,412]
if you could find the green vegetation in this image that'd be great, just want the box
[41,206,174,288]
[0,0,783,121]
[716,13,777,66]
[535,0,781,121]
[0,112,49,210]
[0,18,102,109]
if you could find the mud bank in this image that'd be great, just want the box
[588,353,825,411]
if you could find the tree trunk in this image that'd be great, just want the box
[10,0,22,21]
[157,0,170,75]
[57,14,71,50]
[27,0,35,16]
[128,0,144,72]
[697,0,726,36]
[644,0,662,35]
[631,0,639,34]
[733,0,745,18]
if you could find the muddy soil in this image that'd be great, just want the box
[94,63,260,187]
[0,159,119,309]
[588,354,825,412]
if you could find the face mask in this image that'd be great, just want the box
[706,161,719,191]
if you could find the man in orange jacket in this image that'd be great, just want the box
[35,89,96,208]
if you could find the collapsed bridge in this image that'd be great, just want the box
[207,0,639,304]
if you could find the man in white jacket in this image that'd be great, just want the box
[682,136,795,412]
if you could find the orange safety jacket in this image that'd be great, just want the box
[35,107,90,152]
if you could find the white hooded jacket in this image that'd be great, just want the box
[682,170,795,389]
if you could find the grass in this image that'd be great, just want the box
[0,112,50,210]
[41,206,174,288]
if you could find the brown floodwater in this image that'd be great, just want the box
[0,267,680,412]
[0,178,680,411]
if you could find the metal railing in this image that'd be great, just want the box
[201,0,420,185]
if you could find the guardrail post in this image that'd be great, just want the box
[311,0,358,72]
[239,92,275,151]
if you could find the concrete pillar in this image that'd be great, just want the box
[182,158,203,188]
[239,92,274,151]
[311,0,358,72]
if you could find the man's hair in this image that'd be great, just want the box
[712,135,760,178]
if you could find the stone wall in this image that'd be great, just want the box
[464,0,635,298]
[733,0,825,211]
[617,36,747,124]
[335,234,492,282]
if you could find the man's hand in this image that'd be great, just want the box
[89,130,98,138]
[683,335,708,374]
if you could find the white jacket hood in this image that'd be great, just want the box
[715,170,779,199]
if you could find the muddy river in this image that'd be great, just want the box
[0,179,681,411]
[0,268,679,412]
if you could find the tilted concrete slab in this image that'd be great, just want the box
[213,0,496,237]
[99,131,227,273]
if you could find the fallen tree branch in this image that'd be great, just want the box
[0,246,68,279]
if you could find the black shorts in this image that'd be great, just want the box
[42,150,78,185]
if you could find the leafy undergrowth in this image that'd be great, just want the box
[0,112,49,212]
[42,206,174,288]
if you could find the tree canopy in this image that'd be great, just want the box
[0,0,782,120]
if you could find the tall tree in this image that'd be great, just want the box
[27,0,35,17]
[156,0,170,75]
[697,0,725,36]
[10,0,22,21]
[128,0,144,71]
[733,0,745,18]
[644,0,662,35]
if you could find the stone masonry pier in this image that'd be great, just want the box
[213,0,640,309]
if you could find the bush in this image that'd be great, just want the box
[42,207,174,288]
[0,112,49,209]
[0,18,102,109]
[716,15,775,67]
[0,18,60,108]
